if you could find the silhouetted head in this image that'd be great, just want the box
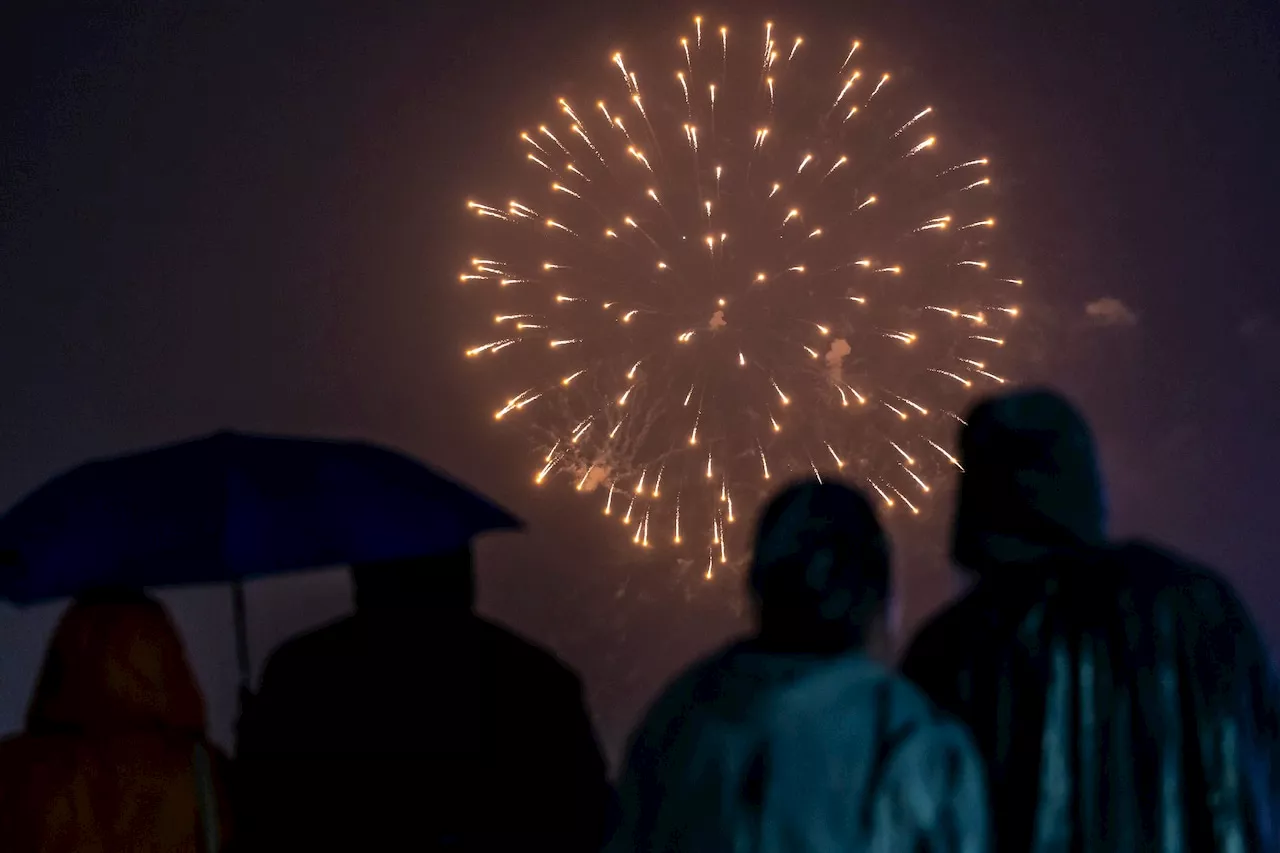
[28,587,206,734]
[749,481,892,656]
[953,388,1108,572]
[350,546,475,613]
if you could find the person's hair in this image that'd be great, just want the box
[351,546,475,612]
[748,481,891,654]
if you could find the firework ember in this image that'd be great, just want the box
[461,16,1021,575]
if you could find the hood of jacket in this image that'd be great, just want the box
[26,592,206,734]
[952,389,1107,573]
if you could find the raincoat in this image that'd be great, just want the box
[0,594,232,852]
[902,390,1280,852]
[609,642,989,853]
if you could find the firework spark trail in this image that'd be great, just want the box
[461,15,1020,566]
[892,107,933,138]
[841,39,861,71]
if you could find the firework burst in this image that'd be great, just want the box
[462,16,1021,576]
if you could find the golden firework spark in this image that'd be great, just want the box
[461,15,1021,560]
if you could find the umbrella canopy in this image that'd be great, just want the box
[0,430,522,604]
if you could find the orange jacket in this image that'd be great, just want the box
[0,595,232,853]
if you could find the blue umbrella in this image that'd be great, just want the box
[0,430,522,688]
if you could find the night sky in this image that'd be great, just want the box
[2,0,1278,763]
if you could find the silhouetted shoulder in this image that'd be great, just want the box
[256,616,362,682]
[1090,541,1264,650]
[257,614,579,692]
[899,586,985,686]
[471,618,583,690]
[1118,540,1275,677]
[1117,540,1238,598]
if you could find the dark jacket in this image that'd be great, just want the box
[902,390,1280,852]
[0,595,232,853]
[235,609,610,851]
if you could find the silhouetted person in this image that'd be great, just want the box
[234,546,610,851]
[0,588,233,852]
[608,481,989,853]
[902,389,1280,852]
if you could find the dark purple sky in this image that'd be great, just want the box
[2,0,1277,761]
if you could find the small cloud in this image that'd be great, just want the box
[1240,314,1279,376]
[1084,297,1138,327]
[825,338,851,383]
[708,310,727,330]
[1240,313,1276,343]
[572,461,611,493]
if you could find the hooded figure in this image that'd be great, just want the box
[902,389,1280,852]
[608,481,989,853]
[234,547,610,852]
[0,588,232,853]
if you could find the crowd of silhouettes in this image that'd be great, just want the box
[0,388,1276,852]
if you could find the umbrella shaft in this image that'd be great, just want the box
[231,582,252,691]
